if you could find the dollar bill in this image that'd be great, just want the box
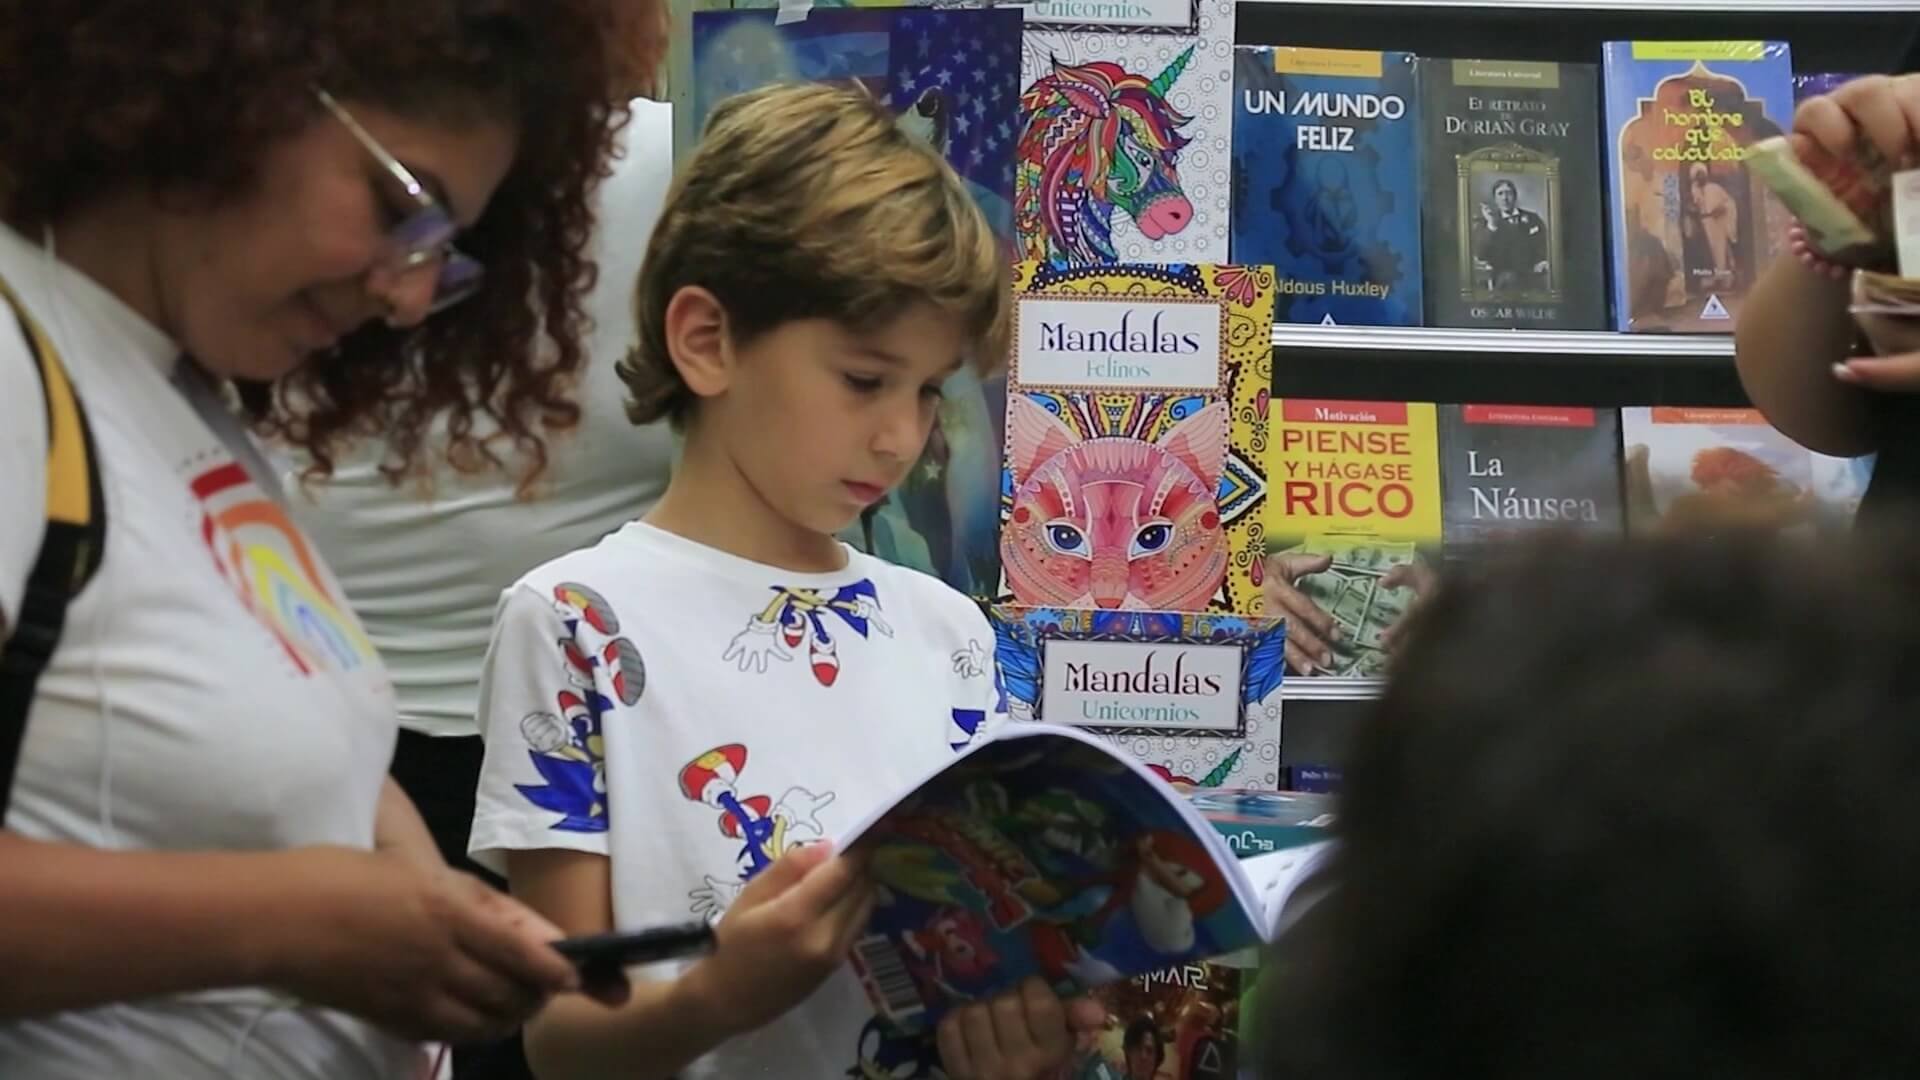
[1280,537,1425,674]
[1361,587,1411,650]
[1747,134,1885,261]
[1851,268,1920,357]
[1331,577,1375,630]
[1855,268,1920,306]
[1347,648,1393,678]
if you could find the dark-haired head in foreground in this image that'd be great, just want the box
[1260,527,1920,1079]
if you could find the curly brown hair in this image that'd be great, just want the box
[0,1,630,484]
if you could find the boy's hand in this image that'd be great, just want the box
[936,977,1106,1080]
[679,841,874,1038]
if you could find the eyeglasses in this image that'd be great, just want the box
[313,87,484,316]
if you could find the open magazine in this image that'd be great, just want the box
[839,723,1337,1032]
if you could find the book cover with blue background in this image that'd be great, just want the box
[1230,46,1422,327]
[1793,72,1863,101]
[691,6,1023,246]
[1601,41,1794,333]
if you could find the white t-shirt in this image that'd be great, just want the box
[470,521,1005,1079]
[287,99,678,738]
[0,225,418,1076]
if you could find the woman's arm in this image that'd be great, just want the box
[1734,254,1878,457]
[1737,73,1920,456]
[0,830,581,1042]
[0,830,290,1017]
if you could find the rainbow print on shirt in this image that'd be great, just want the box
[189,460,378,676]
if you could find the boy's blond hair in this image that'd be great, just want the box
[619,81,1011,428]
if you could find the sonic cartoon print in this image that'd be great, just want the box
[947,638,991,753]
[517,583,645,833]
[723,579,892,687]
[553,582,645,703]
[1026,829,1230,988]
[679,744,837,919]
[517,696,611,833]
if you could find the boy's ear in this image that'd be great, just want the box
[663,285,734,402]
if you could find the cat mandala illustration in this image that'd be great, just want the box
[1001,395,1228,610]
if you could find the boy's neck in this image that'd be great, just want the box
[645,431,850,575]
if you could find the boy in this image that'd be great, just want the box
[470,82,1090,1079]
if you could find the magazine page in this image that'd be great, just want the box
[1240,839,1338,939]
[1049,958,1246,1080]
[839,723,1265,1032]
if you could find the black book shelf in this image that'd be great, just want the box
[1236,0,1920,768]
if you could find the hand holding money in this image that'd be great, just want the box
[1750,75,1919,267]
[1752,74,1920,394]
[1747,133,1890,265]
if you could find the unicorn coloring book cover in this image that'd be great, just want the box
[1017,0,1236,265]
[691,6,1023,245]
[998,261,1274,617]
[989,606,1287,791]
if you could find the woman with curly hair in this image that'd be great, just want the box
[0,3,635,1076]
[281,3,674,1077]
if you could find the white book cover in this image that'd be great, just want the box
[1016,0,1235,265]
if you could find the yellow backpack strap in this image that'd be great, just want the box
[0,273,106,822]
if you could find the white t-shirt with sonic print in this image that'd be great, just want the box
[470,520,1005,1079]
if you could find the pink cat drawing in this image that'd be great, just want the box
[1001,395,1228,610]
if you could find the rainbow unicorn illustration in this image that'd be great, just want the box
[1015,47,1198,265]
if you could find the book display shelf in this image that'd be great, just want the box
[658,0,1914,775]
[1250,0,1916,771]
[643,4,1911,1068]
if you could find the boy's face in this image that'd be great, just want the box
[718,300,967,537]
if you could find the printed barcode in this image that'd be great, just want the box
[853,933,926,1024]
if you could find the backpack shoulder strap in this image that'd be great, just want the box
[0,274,106,823]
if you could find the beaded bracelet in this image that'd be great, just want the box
[1787,222,1855,282]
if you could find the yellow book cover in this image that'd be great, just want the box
[1265,398,1441,677]
[999,261,1276,615]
